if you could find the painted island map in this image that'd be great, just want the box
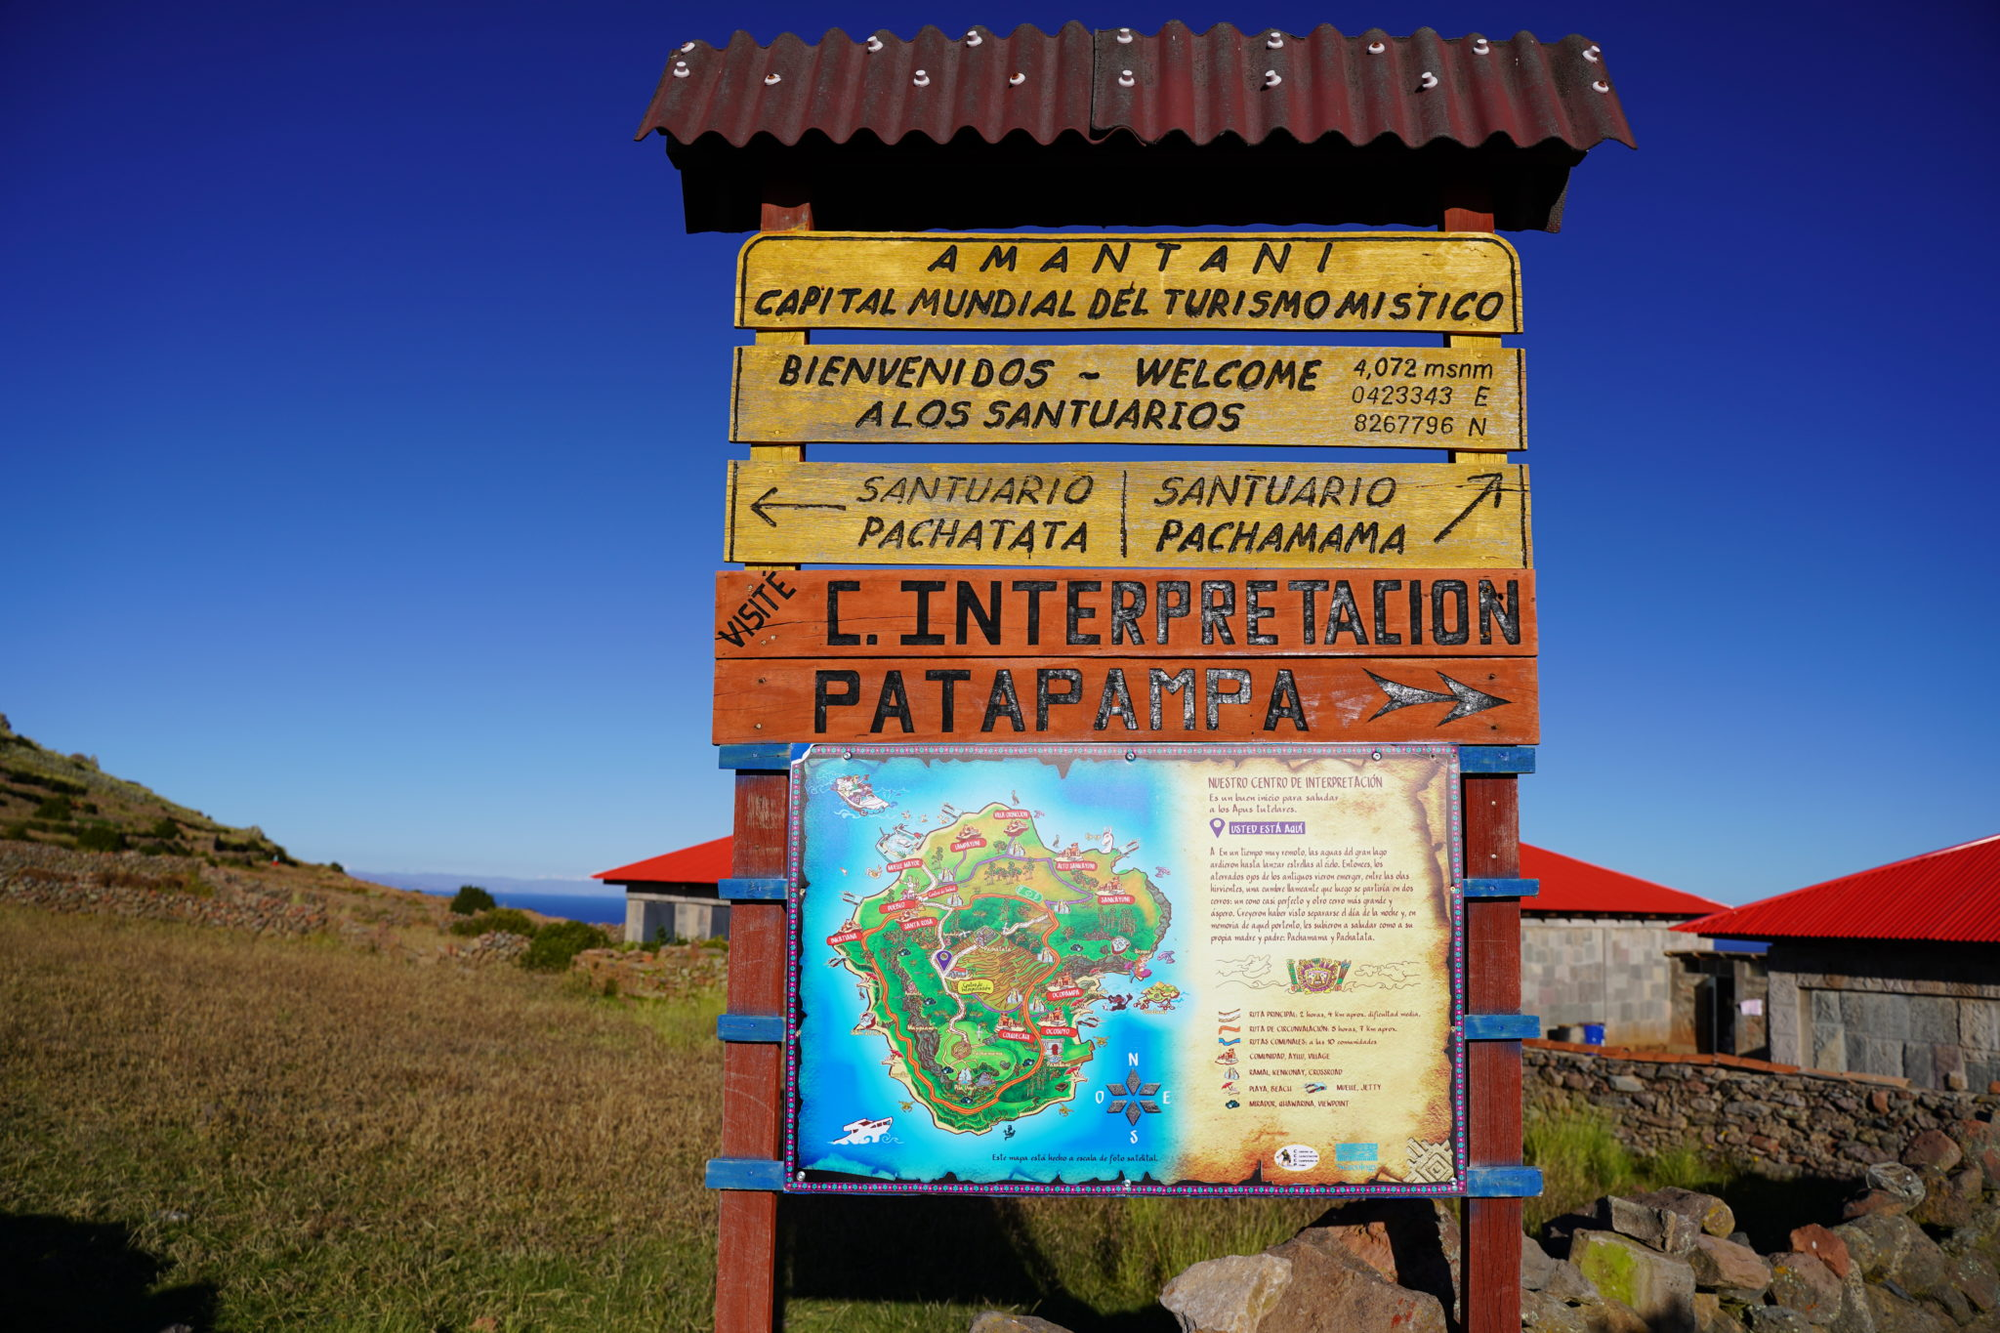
[789,745,1462,1193]
[826,796,1170,1134]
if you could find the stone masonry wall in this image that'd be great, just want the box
[1523,917,1704,1047]
[0,840,332,937]
[1526,1040,2000,1181]
[1764,940,2000,1092]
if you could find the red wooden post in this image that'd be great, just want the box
[715,768,788,1332]
[712,189,814,1333]
[1444,194,1528,1333]
[1464,775,1525,1333]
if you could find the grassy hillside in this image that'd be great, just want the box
[0,907,727,1332]
[0,714,297,864]
[0,906,1337,1332]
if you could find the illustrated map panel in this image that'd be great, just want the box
[786,743,1463,1194]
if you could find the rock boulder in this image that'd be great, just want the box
[1688,1235,1772,1298]
[1571,1229,1697,1333]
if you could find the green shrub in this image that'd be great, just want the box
[2,821,28,841]
[700,936,729,950]
[74,824,127,853]
[448,908,538,938]
[450,884,498,915]
[327,862,345,875]
[148,815,181,839]
[520,920,610,972]
[34,796,73,821]
[1638,1141,1732,1194]
[1524,1106,1635,1231]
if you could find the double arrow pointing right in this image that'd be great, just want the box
[1365,670,1513,723]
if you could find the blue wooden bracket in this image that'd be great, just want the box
[1460,746,1536,775]
[717,1013,785,1044]
[705,1157,786,1191]
[717,743,811,771]
[1463,878,1539,899]
[718,877,788,901]
[1464,1165,1543,1198]
[1463,1013,1541,1041]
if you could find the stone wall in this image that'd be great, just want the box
[0,840,332,937]
[623,891,730,945]
[1526,1040,2000,1181]
[1763,940,2000,1092]
[1523,916,1708,1048]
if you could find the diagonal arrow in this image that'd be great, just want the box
[1431,472,1506,545]
[748,486,849,528]
[1366,670,1513,724]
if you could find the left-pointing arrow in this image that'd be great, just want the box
[1365,670,1513,724]
[748,486,849,528]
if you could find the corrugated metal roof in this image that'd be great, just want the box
[1676,834,2000,945]
[643,24,1633,233]
[641,23,1632,153]
[1521,843,1724,918]
[594,835,732,886]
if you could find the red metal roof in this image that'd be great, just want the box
[1521,843,1724,918]
[1676,834,2000,945]
[594,835,732,886]
[593,836,1720,917]
[643,24,1633,234]
[642,24,1632,153]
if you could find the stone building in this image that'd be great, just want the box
[1677,832,2000,1091]
[1519,844,1725,1048]
[594,835,732,944]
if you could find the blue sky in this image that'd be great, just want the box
[6,0,1995,902]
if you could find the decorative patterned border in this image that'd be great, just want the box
[780,742,1466,1197]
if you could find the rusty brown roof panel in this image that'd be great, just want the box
[646,24,1098,148]
[1096,24,1631,152]
[642,24,1633,233]
[640,24,1632,153]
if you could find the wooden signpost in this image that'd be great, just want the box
[724,460,1532,568]
[645,25,1626,1332]
[737,231,1523,333]
[730,343,1524,448]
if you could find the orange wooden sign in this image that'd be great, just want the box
[715,569,1535,659]
[712,656,1537,745]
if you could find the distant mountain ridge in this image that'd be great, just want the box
[357,871,613,899]
[0,713,297,865]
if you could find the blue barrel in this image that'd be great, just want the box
[1582,1023,1606,1045]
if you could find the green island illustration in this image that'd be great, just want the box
[826,799,1172,1135]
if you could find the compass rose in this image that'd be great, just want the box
[1104,1066,1163,1126]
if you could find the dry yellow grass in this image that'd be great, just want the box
[0,905,1332,1332]
[0,905,724,1331]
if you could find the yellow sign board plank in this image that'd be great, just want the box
[736,231,1522,333]
[724,461,1531,569]
[731,344,1522,450]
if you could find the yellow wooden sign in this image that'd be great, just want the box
[731,343,1522,449]
[724,460,1530,568]
[736,231,1522,333]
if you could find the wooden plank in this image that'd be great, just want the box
[724,460,1531,569]
[712,656,1538,745]
[736,231,1523,333]
[715,569,1536,659]
[730,343,1524,449]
